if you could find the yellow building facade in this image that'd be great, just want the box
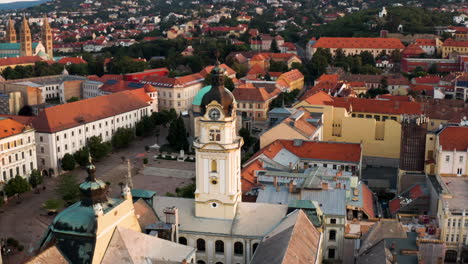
[294,94,410,166]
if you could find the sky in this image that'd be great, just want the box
[0,0,40,3]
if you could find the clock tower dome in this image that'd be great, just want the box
[193,62,243,220]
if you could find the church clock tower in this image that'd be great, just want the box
[193,62,243,220]
[41,16,53,59]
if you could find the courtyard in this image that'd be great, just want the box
[0,133,195,264]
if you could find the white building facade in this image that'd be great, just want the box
[33,90,152,175]
[0,118,37,185]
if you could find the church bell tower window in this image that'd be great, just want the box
[209,129,221,142]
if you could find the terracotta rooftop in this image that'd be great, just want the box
[0,118,28,139]
[199,64,236,78]
[58,57,88,65]
[438,126,468,151]
[443,38,468,47]
[313,37,404,50]
[0,55,45,67]
[415,39,437,46]
[278,69,304,83]
[232,85,279,102]
[402,43,426,56]
[31,90,151,133]
[248,139,362,164]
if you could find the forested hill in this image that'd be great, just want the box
[0,0,50,10]
[314,6,454,37]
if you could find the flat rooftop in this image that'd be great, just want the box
[441,177,468,212]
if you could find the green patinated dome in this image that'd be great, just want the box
[193,85,212,106]
[52,202,97,235]
[79,180,107,192]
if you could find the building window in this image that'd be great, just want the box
[252,243,259,254]
[329,230,336,241]
[40,136,43,142]
[211,160,217,172]
[178,237,187,245]
[215,240,224,253]
[330,219,337,224]
[196,239,205,252]
[460,156,464,162]
[446,156,450,162]
[234,242,243,255]
[56,135,59,141]
[328,248,336,259]
[209,129,221,141]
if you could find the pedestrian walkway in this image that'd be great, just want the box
[142,167,195,179]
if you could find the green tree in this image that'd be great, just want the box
[428,64,438,75]
[152,111,170,126]
[167,116,189,151]
[111,128,135,149]
[136,116,156,137]
[88,136,112,160]
[360,51,376,66]
[56,174,80,204]
[28,169,43,189]
[4,175,30,197]
[67,97,79,103]
[270,38,280,53]
[175,183,196,198]
[239,128,254,151]
[269,60,288,72]
[61,153,76,171]
[107,56,148,74]
[74,147,90,167]
[391,49,402,62]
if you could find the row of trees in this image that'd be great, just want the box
[3,170,43,197]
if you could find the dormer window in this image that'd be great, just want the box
[209,129,221,141]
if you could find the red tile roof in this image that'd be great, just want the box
[361,184,375,218]
[0,118,28,139]
[241,160,263,193]
[413,76,441,84]
[438,126,468,151]
[415,39,436,46]
[313,37,404,50]
[199,64,236,78]
[87,74,123,82]
[58,57,88,65]
[402,43,426,56]
[31,90,150,133]
[254,139,362,163]
[232,85,279,102]
[278,69,304,83]
[0,56,45,67]
[303,91,334,105]
[443,38,468,47]
[315,74,340,83]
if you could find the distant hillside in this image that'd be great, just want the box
[0,0,50,10]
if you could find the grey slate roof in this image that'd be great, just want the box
[153,196,288,238]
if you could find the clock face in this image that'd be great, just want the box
[208,108,221,120]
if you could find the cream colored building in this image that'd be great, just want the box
[0,117,37,185]
[153,65,323,264]
[142,73,204,113]
[432,175,468,263]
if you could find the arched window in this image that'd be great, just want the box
[197,239,206,252]
[215,262,223,264]
[234,241,243,255]
[252,243,259,254]
[197,261,206,264]
[211,160,217,172]
[329,230,336,241]
[179,237,187,245]
[215,240,224,253]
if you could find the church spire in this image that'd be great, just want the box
[41,15,53,59]
[19,15,32,57]
[5,17,17,43]
[79,154,109,206]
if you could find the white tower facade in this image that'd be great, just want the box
[193,64,243,220]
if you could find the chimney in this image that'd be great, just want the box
[273,176,278,187]
[336,182,341,189]
[289,180,294,193]
[289,162,293,170]
[163,206,179,242]
[321,181,329,190]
